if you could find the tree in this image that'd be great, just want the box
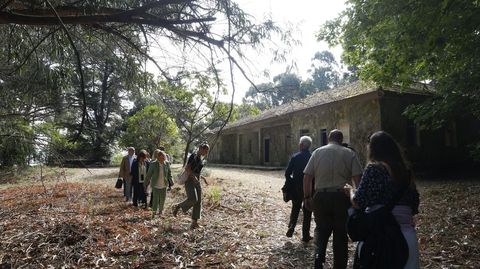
[233,103,261,120]
[156,77,234,164]
[120,105,179,156]
[307,50,340,90]
[1,0,285,139]
[243,72,305,109]
[318,0,480,158]
[0,0,289,166]
[243,82,275,110]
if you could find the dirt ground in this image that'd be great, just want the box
[0,166,479,268]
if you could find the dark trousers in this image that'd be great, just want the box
[313,191,350,269]
[178,179,202,220]
[288,198,313,238]
[132,181,146,206]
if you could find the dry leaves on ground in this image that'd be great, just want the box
[0,167,479,268]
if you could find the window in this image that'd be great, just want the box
[300,129,310,136]
[248,139,252,153]
[264,139,270,163]
[320,129,328,146]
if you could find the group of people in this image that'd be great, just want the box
[117,144,210,229]
[284,130,420,269]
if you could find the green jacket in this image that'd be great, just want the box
[145,161,173,188]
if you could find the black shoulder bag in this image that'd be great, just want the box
[348,168,410,269]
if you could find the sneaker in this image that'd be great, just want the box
[286,228,294,237]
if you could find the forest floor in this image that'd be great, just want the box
[0,166,479,268]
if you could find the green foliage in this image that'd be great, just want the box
[0,119,35,167]
[307,50,340,89]
[318,0,480,158]
[233,103,261,120]
[120,105,179,155]
[1,0,288,165]
[155,75,236,164]
[243,50,353,110]
[206,185,222,206]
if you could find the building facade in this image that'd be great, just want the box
[208,81,478,170]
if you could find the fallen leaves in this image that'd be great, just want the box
[0,168,479,268]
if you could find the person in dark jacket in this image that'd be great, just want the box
[173,143,209,229]
[284,136,313,242]
[130,150,150,208]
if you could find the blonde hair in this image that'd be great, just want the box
[152,149,161,160]
[157,150,166,159]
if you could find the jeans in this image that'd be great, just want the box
[123,179,133,200]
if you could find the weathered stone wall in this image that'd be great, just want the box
[219,134,237,164]
[209,90,479,170]
[290,93,382,166]
[237,131,260,165]
[260,124,292,166]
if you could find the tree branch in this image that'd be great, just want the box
[44,0,87,143]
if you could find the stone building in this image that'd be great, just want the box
[208,81,478,170]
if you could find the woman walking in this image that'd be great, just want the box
[347,131,420,268]
[145,150,173,218]
[173,143,209,229]
[130,150,150,208]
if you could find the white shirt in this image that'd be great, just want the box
[128,155,134,169]
[139,163,146,183]
[304,143,362,190]
[155,163,166,189]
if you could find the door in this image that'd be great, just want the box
[264,138,270,163]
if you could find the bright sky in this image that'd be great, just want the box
[224,0,347,103]
[147,0,347,104]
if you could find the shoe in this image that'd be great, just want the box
[302,235,313,243]
[172,205,180,217]
[190,222,200,230]
[286,227,294,237]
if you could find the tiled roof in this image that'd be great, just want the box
[225,81,432,130]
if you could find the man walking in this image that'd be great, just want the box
[118,147,136,202]
[284,136,313,242]
[303,130,362,269]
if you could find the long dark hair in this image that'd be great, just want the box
[368,131,411,184]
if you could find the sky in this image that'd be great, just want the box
[223,0,347,103]
[147,0,347,104]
